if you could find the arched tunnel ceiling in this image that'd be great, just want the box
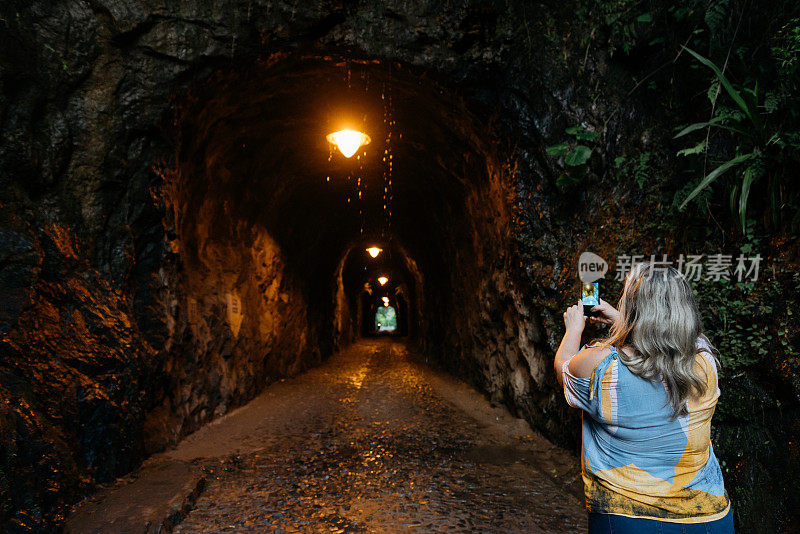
[170,54,503,307]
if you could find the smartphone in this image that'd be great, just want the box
[581,281,599,317]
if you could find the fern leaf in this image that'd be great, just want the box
[705,0,728,36]
[677,140,708,156]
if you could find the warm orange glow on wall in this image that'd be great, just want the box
[326,129,371,158]
[366,247,382,258]
[377,276,388,286]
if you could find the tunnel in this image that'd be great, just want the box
[137,53,520,453]
[161,54,512,348]
[4,2,798,531]
[338,240,414,338]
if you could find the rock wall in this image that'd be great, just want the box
[0,215,155,529]
[411,135,575,443]
[139,215,323,452]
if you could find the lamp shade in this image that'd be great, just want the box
[326,129,371,158]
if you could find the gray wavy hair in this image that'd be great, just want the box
[600,262,719,417]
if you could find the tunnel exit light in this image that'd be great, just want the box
[366,247,382,258]
[326,129,371,158]
[378,276,388,286]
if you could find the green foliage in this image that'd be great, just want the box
[694,268,800,375]
[674,47,799,234]
[567,125,600,141]
[575,0,654,57]
[574,2,800,240]
[676,140,707,157]
[772,17,800,78]
[546,125,599,188]
[697,278,770,370]
[672,172,714,212]
[546,125,597,165]
[545,143,569,157]
[374,305,397,331]
[565,145,593,166]
[704,0,729,37]
[615,152,652,189]
[692,225,789,375]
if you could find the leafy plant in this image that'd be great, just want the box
[546,125,599,188]
[704,0,729,37]
[614,151,652,189]
[693,264,799,376]
[575,0,654,57]
[772,17,800,78]
[546,125,598,165]
[674,46,795,233]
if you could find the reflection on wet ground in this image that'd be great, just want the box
[175,340,587,533]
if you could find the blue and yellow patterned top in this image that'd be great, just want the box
[562,337,731,523]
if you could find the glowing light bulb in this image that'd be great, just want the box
[378,276,388,286]
[326,129,371,158]
[366,247,382,258]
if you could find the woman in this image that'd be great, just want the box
[554,262,734,533]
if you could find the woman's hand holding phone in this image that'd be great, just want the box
[563,299,586,334]
[588,298,620,325]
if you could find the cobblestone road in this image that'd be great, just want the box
[170,339,587,533]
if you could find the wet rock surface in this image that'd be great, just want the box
[154,339,586,533]
[65,460,205,534]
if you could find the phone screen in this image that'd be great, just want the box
[581,282,599,315]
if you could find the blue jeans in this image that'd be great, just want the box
[588,508,734,533]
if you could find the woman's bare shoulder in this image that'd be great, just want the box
[568,344,614,379]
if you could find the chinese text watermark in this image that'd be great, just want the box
[612,253,762,282]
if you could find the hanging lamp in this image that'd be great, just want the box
[327,129,371,158]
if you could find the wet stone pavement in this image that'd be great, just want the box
[170,339,587,533]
